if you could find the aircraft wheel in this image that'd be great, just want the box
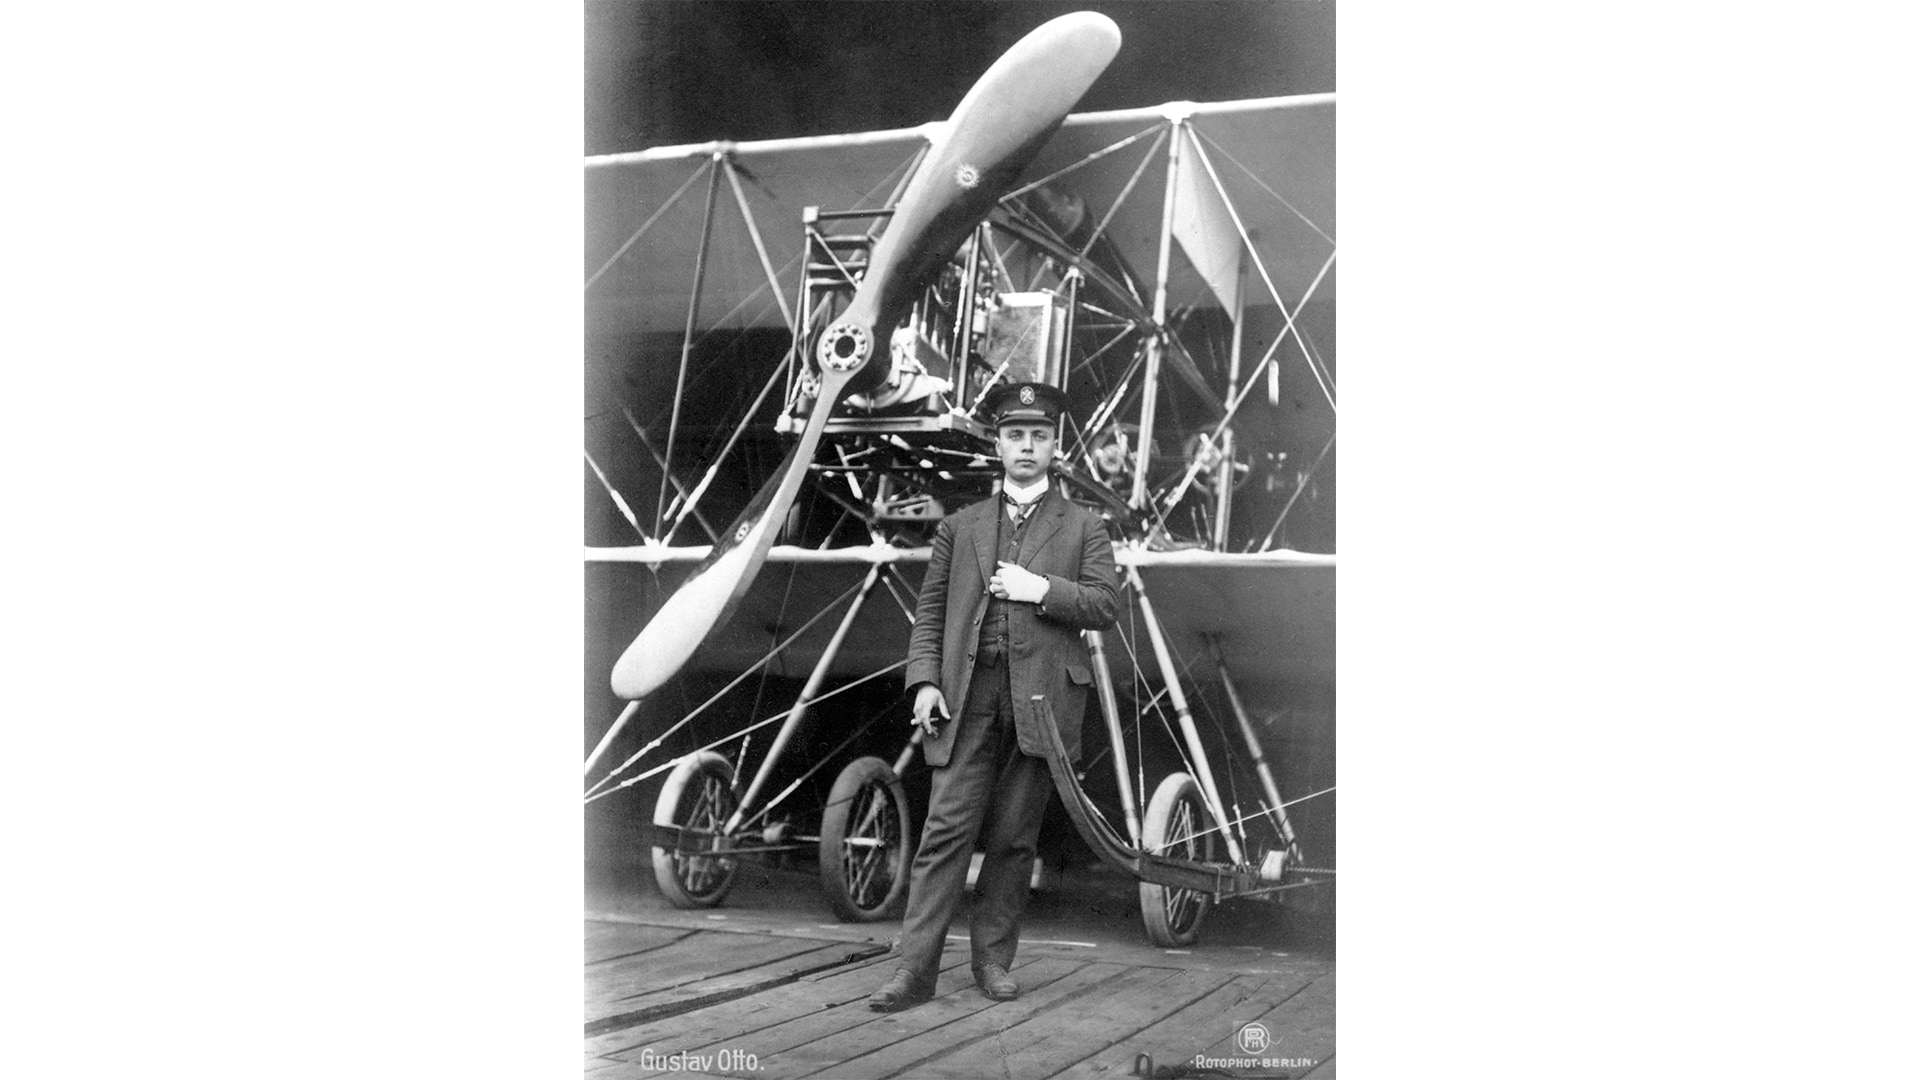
[818,756,912,922]
[652,751,739,908]
[1138,772,1217,947]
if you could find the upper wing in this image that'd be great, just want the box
[586,129,929,340]
[584,94,1334,341]
[1038,95,1335,313]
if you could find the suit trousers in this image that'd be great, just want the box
[893,659,1054,986]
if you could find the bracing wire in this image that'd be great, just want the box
[584,660,909,805]
[583,573,870,798]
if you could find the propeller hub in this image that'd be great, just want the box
[816,321,871,374]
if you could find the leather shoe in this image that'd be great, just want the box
[973,962,1019,1001]
[866,969,933,1012]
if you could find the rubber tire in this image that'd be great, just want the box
[1138,772,1216,947]
[818,756,913,922]
[652,751,739,908]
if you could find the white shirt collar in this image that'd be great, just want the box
[1003,475,1049,506]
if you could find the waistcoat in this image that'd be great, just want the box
[976,499,1036,666]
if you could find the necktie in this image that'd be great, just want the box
[1003,492,1036,526]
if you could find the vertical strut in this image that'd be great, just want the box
[721,156,796,333]
[1125,562,1245,867]
[1214,246,1248,550]
[1206,636,1299,858]
[724,565,882,832]
[658,154,725,534]
[1131,116,1183,510]
[952,223,985,408]
[1085,629,1141,846]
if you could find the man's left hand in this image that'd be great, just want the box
[992,561,1050,604]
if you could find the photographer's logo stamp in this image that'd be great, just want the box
[1142,1020,1317,1077]
[1235,1021,1272,1055]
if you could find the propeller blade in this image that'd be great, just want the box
[815,11,1122,375]
[609,11,1122,702]
[610,368,848,700]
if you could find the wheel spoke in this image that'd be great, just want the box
[674,771,736,896]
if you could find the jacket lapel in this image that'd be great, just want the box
[971,499,997,586]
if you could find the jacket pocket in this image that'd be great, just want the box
[1065,663,1093,686]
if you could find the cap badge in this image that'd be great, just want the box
[1019,386,1035,405]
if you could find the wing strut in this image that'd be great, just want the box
[1085,629,1142,846]
[1125,563,1246,867]
[721,155,796,333]
[1206,635,1301,865]
[724,565,882,832]
[1130,116,1184,510]
[657,155,726,535]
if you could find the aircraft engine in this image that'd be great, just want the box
[844,325,953,413]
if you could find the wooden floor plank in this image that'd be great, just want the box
[598,951,999,1080]
[832,962,1137,1080]
[589,942,874,1042]
[587,921,698,964]
[617,955,1080,1080]
[902,964,1231,1080]
[1198,970,1334,1076]
[776,956,1114,1080]
[586,933,843,1019]
[1039,968,1325,1080]
[583,949,897,1059]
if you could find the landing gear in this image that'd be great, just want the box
[652,751,740,908]
[1138,772,1216,947]
[818,756,913,921]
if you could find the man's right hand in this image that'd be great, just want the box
[912,684,950,740]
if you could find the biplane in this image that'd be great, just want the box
[584,11,1334,947]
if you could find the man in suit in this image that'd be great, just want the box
[867,381,1120,1011]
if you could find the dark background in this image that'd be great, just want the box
[587,0,1334,154]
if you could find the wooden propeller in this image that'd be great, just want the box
[611,12,1122,702]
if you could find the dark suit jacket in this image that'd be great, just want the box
[904,480,1120,767]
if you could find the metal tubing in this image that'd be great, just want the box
[658,156,725,534]
[1079,124,1167,264]
[953,223,985,406]
[664,349,793,544]
[584,699,642,778]
[582,96,1333,172]
[1187,133,1336,414]
[588,125,938,169]
[1131,119,1182,509]
[583,449,648,542]
[725,565,882,831]
[1060,269,1081,396]
[1085,629,1142,845]
[1214,247,1248,549]
[722,157,796,332]
[620,406,718,542]
[1206,637,1298,855]
[584,160,710,291]
[1126,564,1245,866]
